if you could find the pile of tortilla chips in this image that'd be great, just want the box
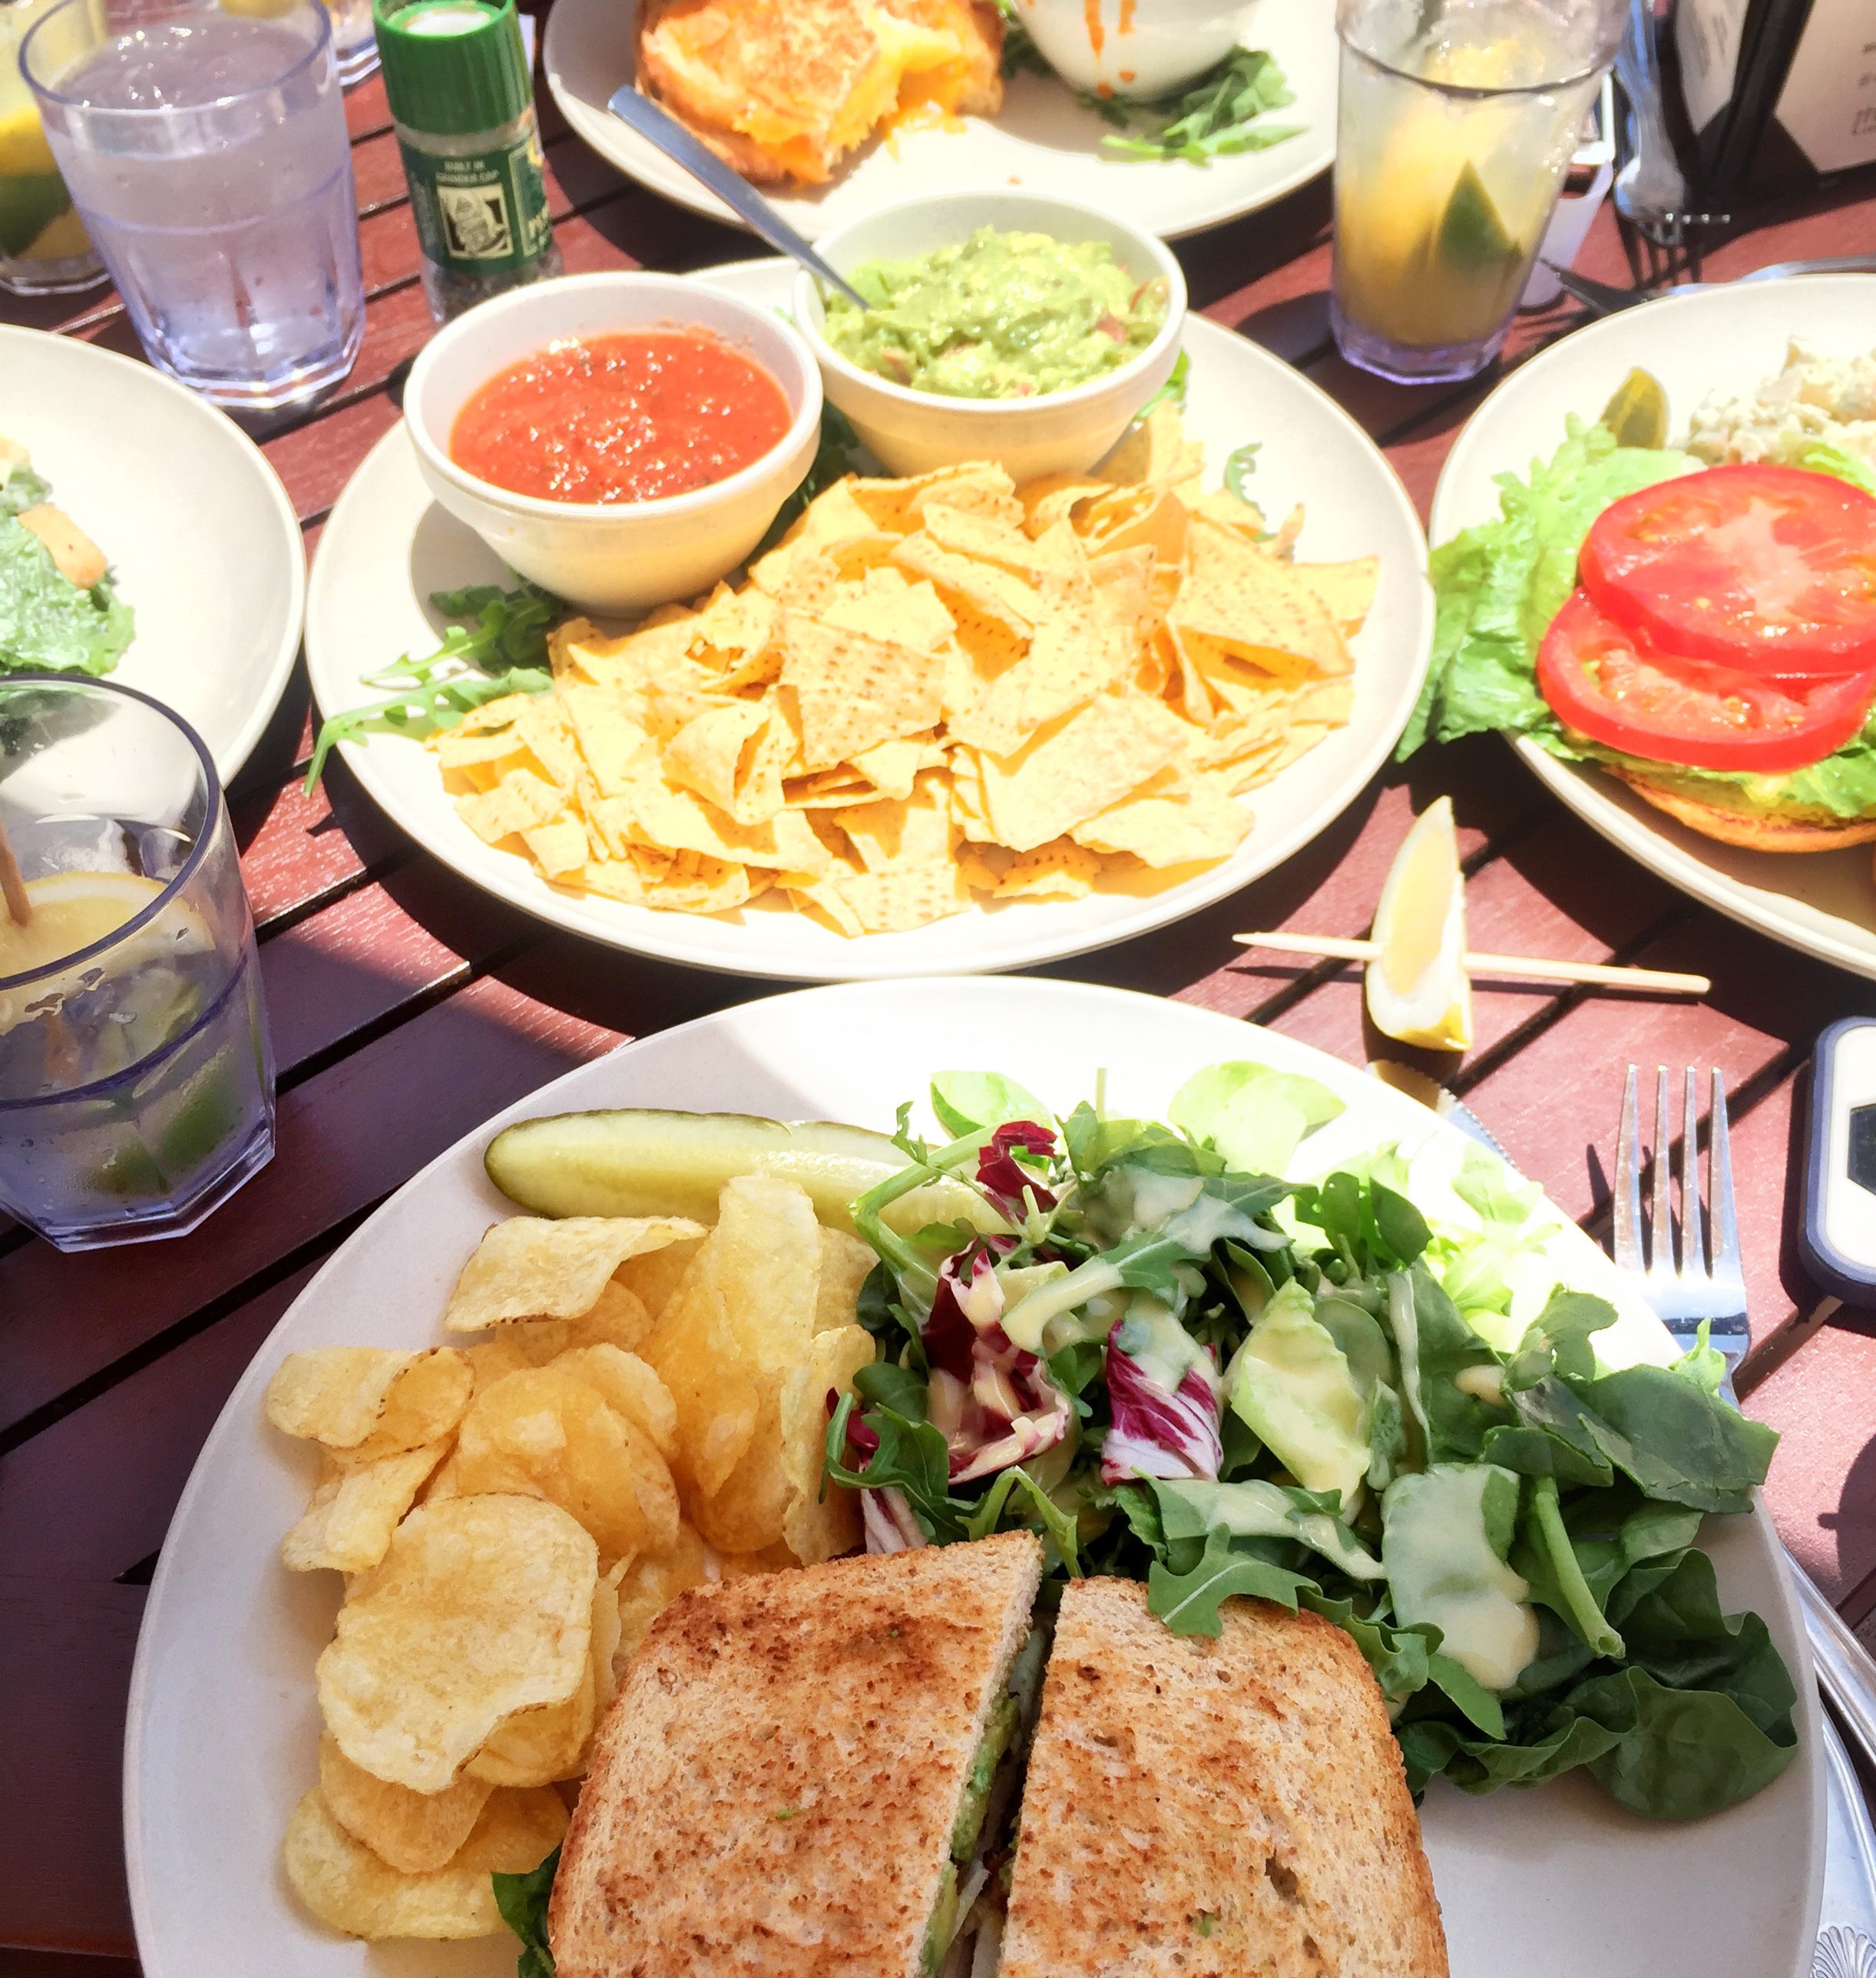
[432,408,1375,935]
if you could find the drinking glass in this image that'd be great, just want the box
[0,676,275,1250]
[1331,0,1623,383]
[22,0,366,412]
[323,0,377,88]
[0,0,107,296]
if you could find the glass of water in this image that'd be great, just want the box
[22,0,366,412]
[323,0,378,87]
[1331,0,1621,383]
[0,676,276,1251]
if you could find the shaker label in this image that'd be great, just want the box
[400,129,551,275]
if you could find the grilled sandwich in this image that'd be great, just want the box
[548,1529,1045,1978]
[996,1577,1449,1978]
[634,0,1004,187]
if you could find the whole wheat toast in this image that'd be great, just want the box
[549,1528,1043,1978]
[999,1576,1449,1978]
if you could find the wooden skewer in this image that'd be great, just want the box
[1232,931,1709,996]
[0,822,29,929]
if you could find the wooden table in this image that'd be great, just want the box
[4,40,1874,1970]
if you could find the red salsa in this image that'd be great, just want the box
[449,329,792,504]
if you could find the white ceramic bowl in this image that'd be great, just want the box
[402,272,823,613]
[1020,0,1254,99]
[792,190,1187,483]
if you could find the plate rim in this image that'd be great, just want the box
[305,258,1434,982]
[540,0,1337,243]
[1426,275,1876,985]
[0,324,306,787]
[121,974,1825,1978]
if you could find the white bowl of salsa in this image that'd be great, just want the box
[793,191,1187,485]
[402,272,823,613]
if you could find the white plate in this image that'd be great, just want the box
[2,327,305,786]
[1430,276,1876,984]
[305,257,1432,982]
[124,977,1822,1978]
[544,0,1335,242]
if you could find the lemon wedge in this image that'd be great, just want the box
[1365,798,1472,1052]
[0,870,213,1030]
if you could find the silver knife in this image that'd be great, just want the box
[604,86,869,307]
[1367,1063,1876,1969]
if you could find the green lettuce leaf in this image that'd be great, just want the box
[491,1844,558,1978]
[0,517,134,674]
[1400,419,1692,756]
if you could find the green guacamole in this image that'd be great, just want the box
[824,227,1167,400]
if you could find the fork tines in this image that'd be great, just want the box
[1613,1064,1743,1298]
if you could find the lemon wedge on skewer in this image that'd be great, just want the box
[0,870,213,1030]
[1365,798,1472,1052]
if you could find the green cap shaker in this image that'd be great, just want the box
[375,0,562,322]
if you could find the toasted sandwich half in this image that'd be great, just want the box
[549,1528,1045,1978]
[997,1577,1448,1978]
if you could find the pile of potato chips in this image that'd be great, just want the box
[270,1174,878,1942]
[433,408,1375,934]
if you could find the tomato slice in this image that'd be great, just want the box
[1537,587,1876,772]
[1580,462,1876,677]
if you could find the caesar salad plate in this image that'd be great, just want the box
[1430,276,1876,985]
[125,978,1821,1978]
[1,327,304,786]
[543,0,1335,243]
[304,256,1432,984]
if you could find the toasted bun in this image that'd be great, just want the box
[549,1530,1043,1978]
[1610,767,1876,852]
[1000,1578,1448,1978]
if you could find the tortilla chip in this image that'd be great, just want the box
[779,614,946,772]
[972,694,1187,854]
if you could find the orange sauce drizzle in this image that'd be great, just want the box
[1083,0,1103,56]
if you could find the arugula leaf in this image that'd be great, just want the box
[1152,1477,1385,1583]
[1223,443,1260,503]
[0,518,135,674]
[964,1464,1085,1573]
[853,1359,928,1420]
[491,1844,558,1978]
[991,0,1050,76]
[304,580,562,791]
[1136,349,1190,421]
[823,1394,970,1540]
[1101,48,1304,164]
[1146,1525,1316,1635]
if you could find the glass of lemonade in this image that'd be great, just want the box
[0,676,275,1250]
[22,0,365,412]
[1332,0,1623,383]
[0,0,106,296]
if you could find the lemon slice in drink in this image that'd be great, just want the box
[1365,799,1472,1052]
[0,870,212,1030]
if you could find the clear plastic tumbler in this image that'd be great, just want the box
[22,0,366,412]
[0,676,276,1250]
[1332,0,1623,383]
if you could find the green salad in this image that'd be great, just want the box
[0,443,133,675]
[826,1067,1795,1821]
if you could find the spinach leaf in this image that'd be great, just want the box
[1557,1364,1778,1513]
[491,1844,558,1978]
[1389,1266,1505,1464]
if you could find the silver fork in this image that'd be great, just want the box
[1613,1067,1876,1776]
[1547,254,1876,316]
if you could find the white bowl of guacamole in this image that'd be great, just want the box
[794,191,1187,483]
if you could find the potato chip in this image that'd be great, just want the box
[710,1543,797,1579]
[317,1732,492,1874]
[693,1394,790,1555]
[442,1216,704,1332]
[614,1523,713,1670]
[641,1277,761,1497]
[779,1323,875,1564]
[815,1227,876,1331]
[266,1348,471,1457]
[591,1557,627,1719]
[283,1443,448,1575]
[486,1278,656,1369]
[615,1234,704,1321]
[548,1342,678,1460]
[450,1364,680,1565]
[467,1656,596,1787]
[283,1784,566,1940]
[316,1495,596,1792]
